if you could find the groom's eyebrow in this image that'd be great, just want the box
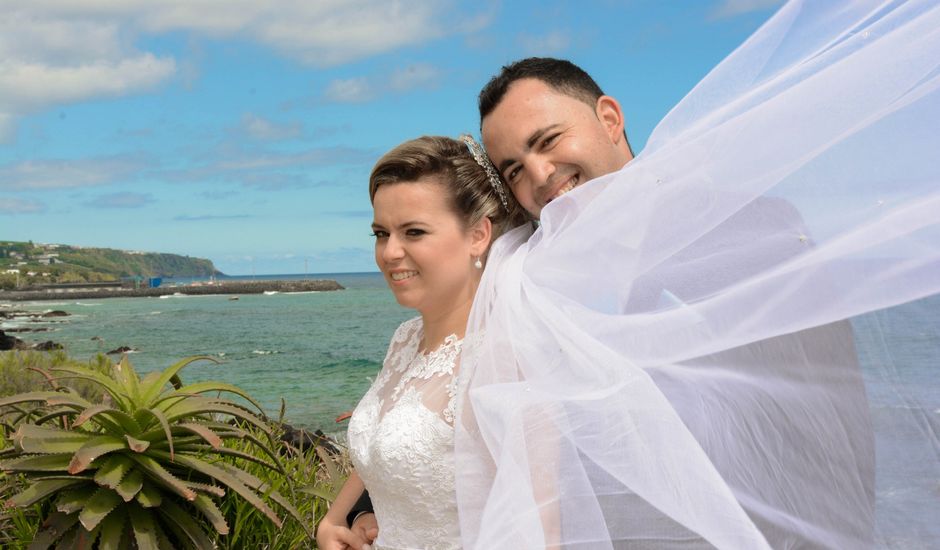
[497,124,561,174]
[526,124,559,149]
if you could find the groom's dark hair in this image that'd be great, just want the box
[478,57,605,120]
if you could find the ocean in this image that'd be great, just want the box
[1,272,413,433]
[2,272,937,544]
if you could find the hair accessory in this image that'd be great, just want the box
[460,134,510,212]
[474,257,483,269]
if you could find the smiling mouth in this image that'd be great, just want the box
[390,271,418,281]
[545,175,580,204]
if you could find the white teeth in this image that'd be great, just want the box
[391,271,417,281]
[549,177,579,202]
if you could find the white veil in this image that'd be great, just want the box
[455,0,940,548]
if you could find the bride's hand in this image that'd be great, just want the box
[315,515,370,550]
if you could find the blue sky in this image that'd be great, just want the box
[1,0,782,275]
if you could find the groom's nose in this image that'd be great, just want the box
[531,157,555,191]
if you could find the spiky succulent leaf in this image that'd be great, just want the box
[49,366,132,411]
[184,481,225,498]
[135,481,163,508]
[126,454,196,501]
[6,478,84,508]
[1,453,73,472]
[78,487,122,531]
[68,435,126,474]
[112,356,141,403]
[161,399,270,434]
[56,485,99,514]
[164,379,265,412]
[95,509,126,550]
[29,510,80,550]
[192,493,229,535]
[156,451,282,528]
[175,422,222,449]
[159,497,216,550]
[125,434,150,453]
[136,407,174,460]
[13,424,90,454]
[0,391,70,409]
[128,501,163,550]
[115,467,144,502]
[74,404,141,434]
[138,356,218,406]
[93,454,135,489]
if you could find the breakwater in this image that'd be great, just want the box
[0,279,344,302]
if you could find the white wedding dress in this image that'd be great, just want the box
[348,317,463,550]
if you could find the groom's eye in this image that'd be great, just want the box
[506,166,521,183]
[541,134,559,148]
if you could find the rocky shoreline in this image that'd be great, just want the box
[0,279,344,302]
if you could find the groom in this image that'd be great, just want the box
[321,57,871,548]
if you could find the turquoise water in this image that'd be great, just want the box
[2,272,413,432]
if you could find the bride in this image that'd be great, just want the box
[314,135,526,550]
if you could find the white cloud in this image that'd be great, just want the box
[0,1,485,138]
[238,113,303,141]
[518,31,571,55]
[324,64,441,104]
[323,77,376,103]
[0,55,176,110]
[0,197,46,214]
[0,156,147,190]
[711,0,784,19]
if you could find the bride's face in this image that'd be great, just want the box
[371,178,486,315]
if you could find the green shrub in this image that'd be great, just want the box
[0,356,307,548]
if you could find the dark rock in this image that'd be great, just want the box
[4,327,51,333]
[0,330,31,351]
[33,341,64,351]
[42,310,70,317]
[91,336,103,341]
[280,423,340,456]
[106,346,138,355]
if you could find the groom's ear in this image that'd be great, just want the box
[596,95,626,146]
[469,216,493,257]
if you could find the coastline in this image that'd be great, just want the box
[0,279,344,302]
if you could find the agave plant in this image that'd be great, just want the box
[0,356,308,549]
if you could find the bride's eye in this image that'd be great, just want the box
[406,228,427,237]
[371,230,389,239]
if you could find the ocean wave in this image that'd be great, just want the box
[74,302,101,306]
[252,349,281,355]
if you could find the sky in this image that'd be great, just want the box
[0,0,784,275]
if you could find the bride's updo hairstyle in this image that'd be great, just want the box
[369,136,528,243]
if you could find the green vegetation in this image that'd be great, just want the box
[0,352,345,549]
[0,241,221,289]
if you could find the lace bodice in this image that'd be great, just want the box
[348,317,463,550]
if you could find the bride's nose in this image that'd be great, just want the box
[382,234,405,263]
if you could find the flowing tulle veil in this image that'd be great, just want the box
[455,0,940,548]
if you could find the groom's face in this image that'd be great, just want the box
[481,78,631,219]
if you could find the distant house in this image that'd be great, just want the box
[4,268,20,275]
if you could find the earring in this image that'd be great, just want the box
[474,257,483,269]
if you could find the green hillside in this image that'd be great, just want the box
[0,241,222,289]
